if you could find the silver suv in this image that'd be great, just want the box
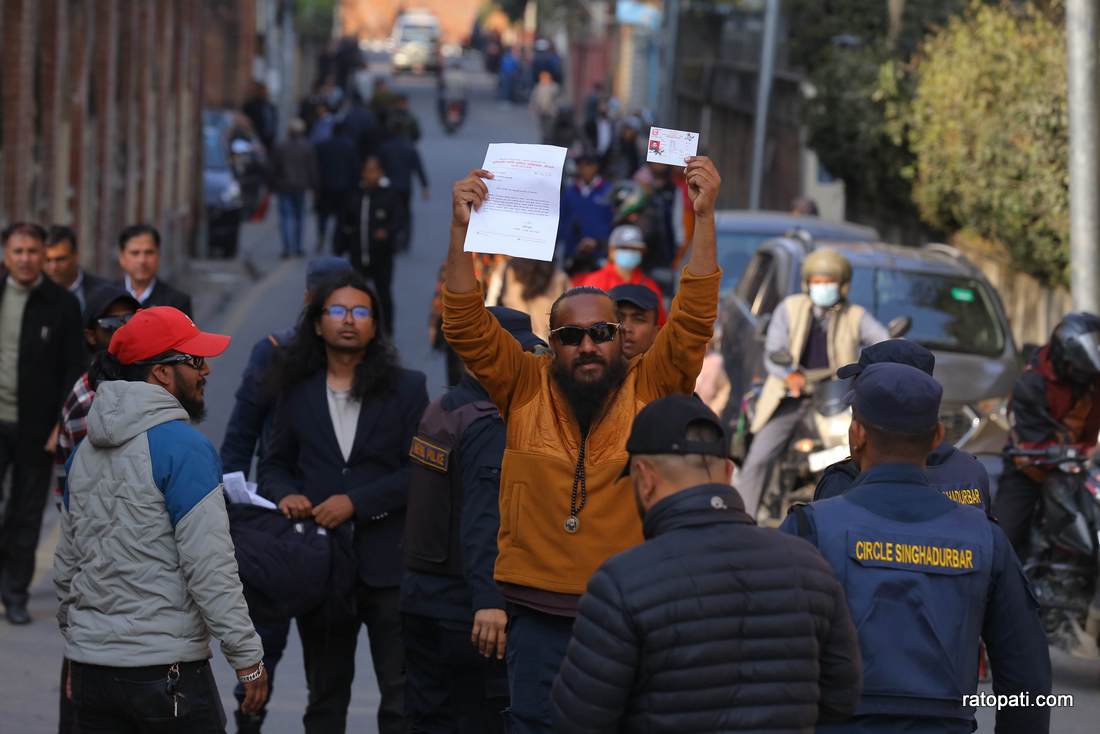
[720,237,1019,453]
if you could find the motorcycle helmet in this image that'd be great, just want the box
[609,181,650,226]
[1049,312,1100,385]
[802,248,852,295]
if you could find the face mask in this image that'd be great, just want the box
[809,282,841,308]
[613,249,643,272]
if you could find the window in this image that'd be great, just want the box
[848,267,1006,357]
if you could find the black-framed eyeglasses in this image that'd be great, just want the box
[136,354,206,371]
[549,322,622,346]
[95,314,133,331]
[323,305,373,320]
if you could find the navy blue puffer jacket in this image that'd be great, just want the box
[551,483,862,733]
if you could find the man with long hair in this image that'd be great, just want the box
[441,156,722,734]
[259,272,428,734]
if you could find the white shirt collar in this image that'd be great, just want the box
[124,274,157,303]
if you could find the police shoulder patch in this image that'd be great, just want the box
[409,435,450,473]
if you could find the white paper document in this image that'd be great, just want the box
[223,471,278,510]
[462,143,568,262]
[646,126,699,167]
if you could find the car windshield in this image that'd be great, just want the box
[400,26,436,43]
[848,267,1006,357]
[203,128,229,170]
[716,233,772,291]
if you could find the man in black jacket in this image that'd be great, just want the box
[117,223,192,316]
[44,225,111,312]
[401,307,546,734]
[339,155,406,335]
[260,271,429,734]
[0,222,85,625]
[551,395,862,733]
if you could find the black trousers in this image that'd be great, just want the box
[366,245,395,337]
[993,467,1042,560]
[0,420,54,608]
[297,584,406,734]
[69,659,226,733]
[403,614,508,734]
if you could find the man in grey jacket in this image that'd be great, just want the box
[55,306,267,732]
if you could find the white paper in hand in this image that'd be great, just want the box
[646,126,699,167]
[462,143,568,262]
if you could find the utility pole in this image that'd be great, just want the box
[749,0,779,210]
[661,0,680,126]
[1068,0,1100,313]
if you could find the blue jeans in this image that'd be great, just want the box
[277,191,306,256]
[234,618,291,712]
[505,606,573,734]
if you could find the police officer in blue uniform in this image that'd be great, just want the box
[401,307,548,733]
[781,363,1051,734]
[814,340,992,515]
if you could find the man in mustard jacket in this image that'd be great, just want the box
[441,156,722,734]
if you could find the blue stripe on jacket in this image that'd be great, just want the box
[147,420,224,527]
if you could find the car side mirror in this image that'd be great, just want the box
[888,316,912,338]
[769,349,794,367]
[753,313,772,341]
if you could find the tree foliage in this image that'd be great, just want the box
[786,1,987,236]
[905,3,1068,284]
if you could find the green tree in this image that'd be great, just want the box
[905,3,1068,284]
[786,0,985,236]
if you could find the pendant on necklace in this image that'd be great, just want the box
[564,515,580,534]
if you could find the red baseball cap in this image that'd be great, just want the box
[108,307,231,365]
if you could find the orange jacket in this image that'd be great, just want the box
[441,268,720,594]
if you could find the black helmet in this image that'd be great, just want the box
[607,181,649,225]
[1050,312,1100,384]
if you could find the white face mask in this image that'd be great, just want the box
[809,282,841,308]
[613,249,643,272]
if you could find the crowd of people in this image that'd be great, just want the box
[0,42,1078,734]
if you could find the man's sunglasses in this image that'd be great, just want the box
[549,322,622,346]
[95,314,134,331]
[323,305,373,320]
[136,354,206,371]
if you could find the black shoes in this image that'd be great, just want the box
[4,603,30,625]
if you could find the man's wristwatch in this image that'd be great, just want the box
[238,661,265,683]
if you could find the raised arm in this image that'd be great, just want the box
[683,156,720,277]
[441,169,540,414]
[636,157,722,399]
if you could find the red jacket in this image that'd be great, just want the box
[572,263,667,324]
[1009,345,1100,453]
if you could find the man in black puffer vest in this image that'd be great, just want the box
[552,395,862,733]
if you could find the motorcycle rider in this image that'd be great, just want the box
[737,248,888,518]
[998,313,1100,553]
[814,339,992,514]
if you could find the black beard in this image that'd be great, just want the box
[552,355,627,433]
[176,380,206,423]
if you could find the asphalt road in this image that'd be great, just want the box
[2,59,1097,733]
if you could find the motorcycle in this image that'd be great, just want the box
[745,317,913,524]
[1003,444,1100,659]
[755,349,853,524]
[440,99,467,135]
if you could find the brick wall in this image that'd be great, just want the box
[0,0,256,279]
